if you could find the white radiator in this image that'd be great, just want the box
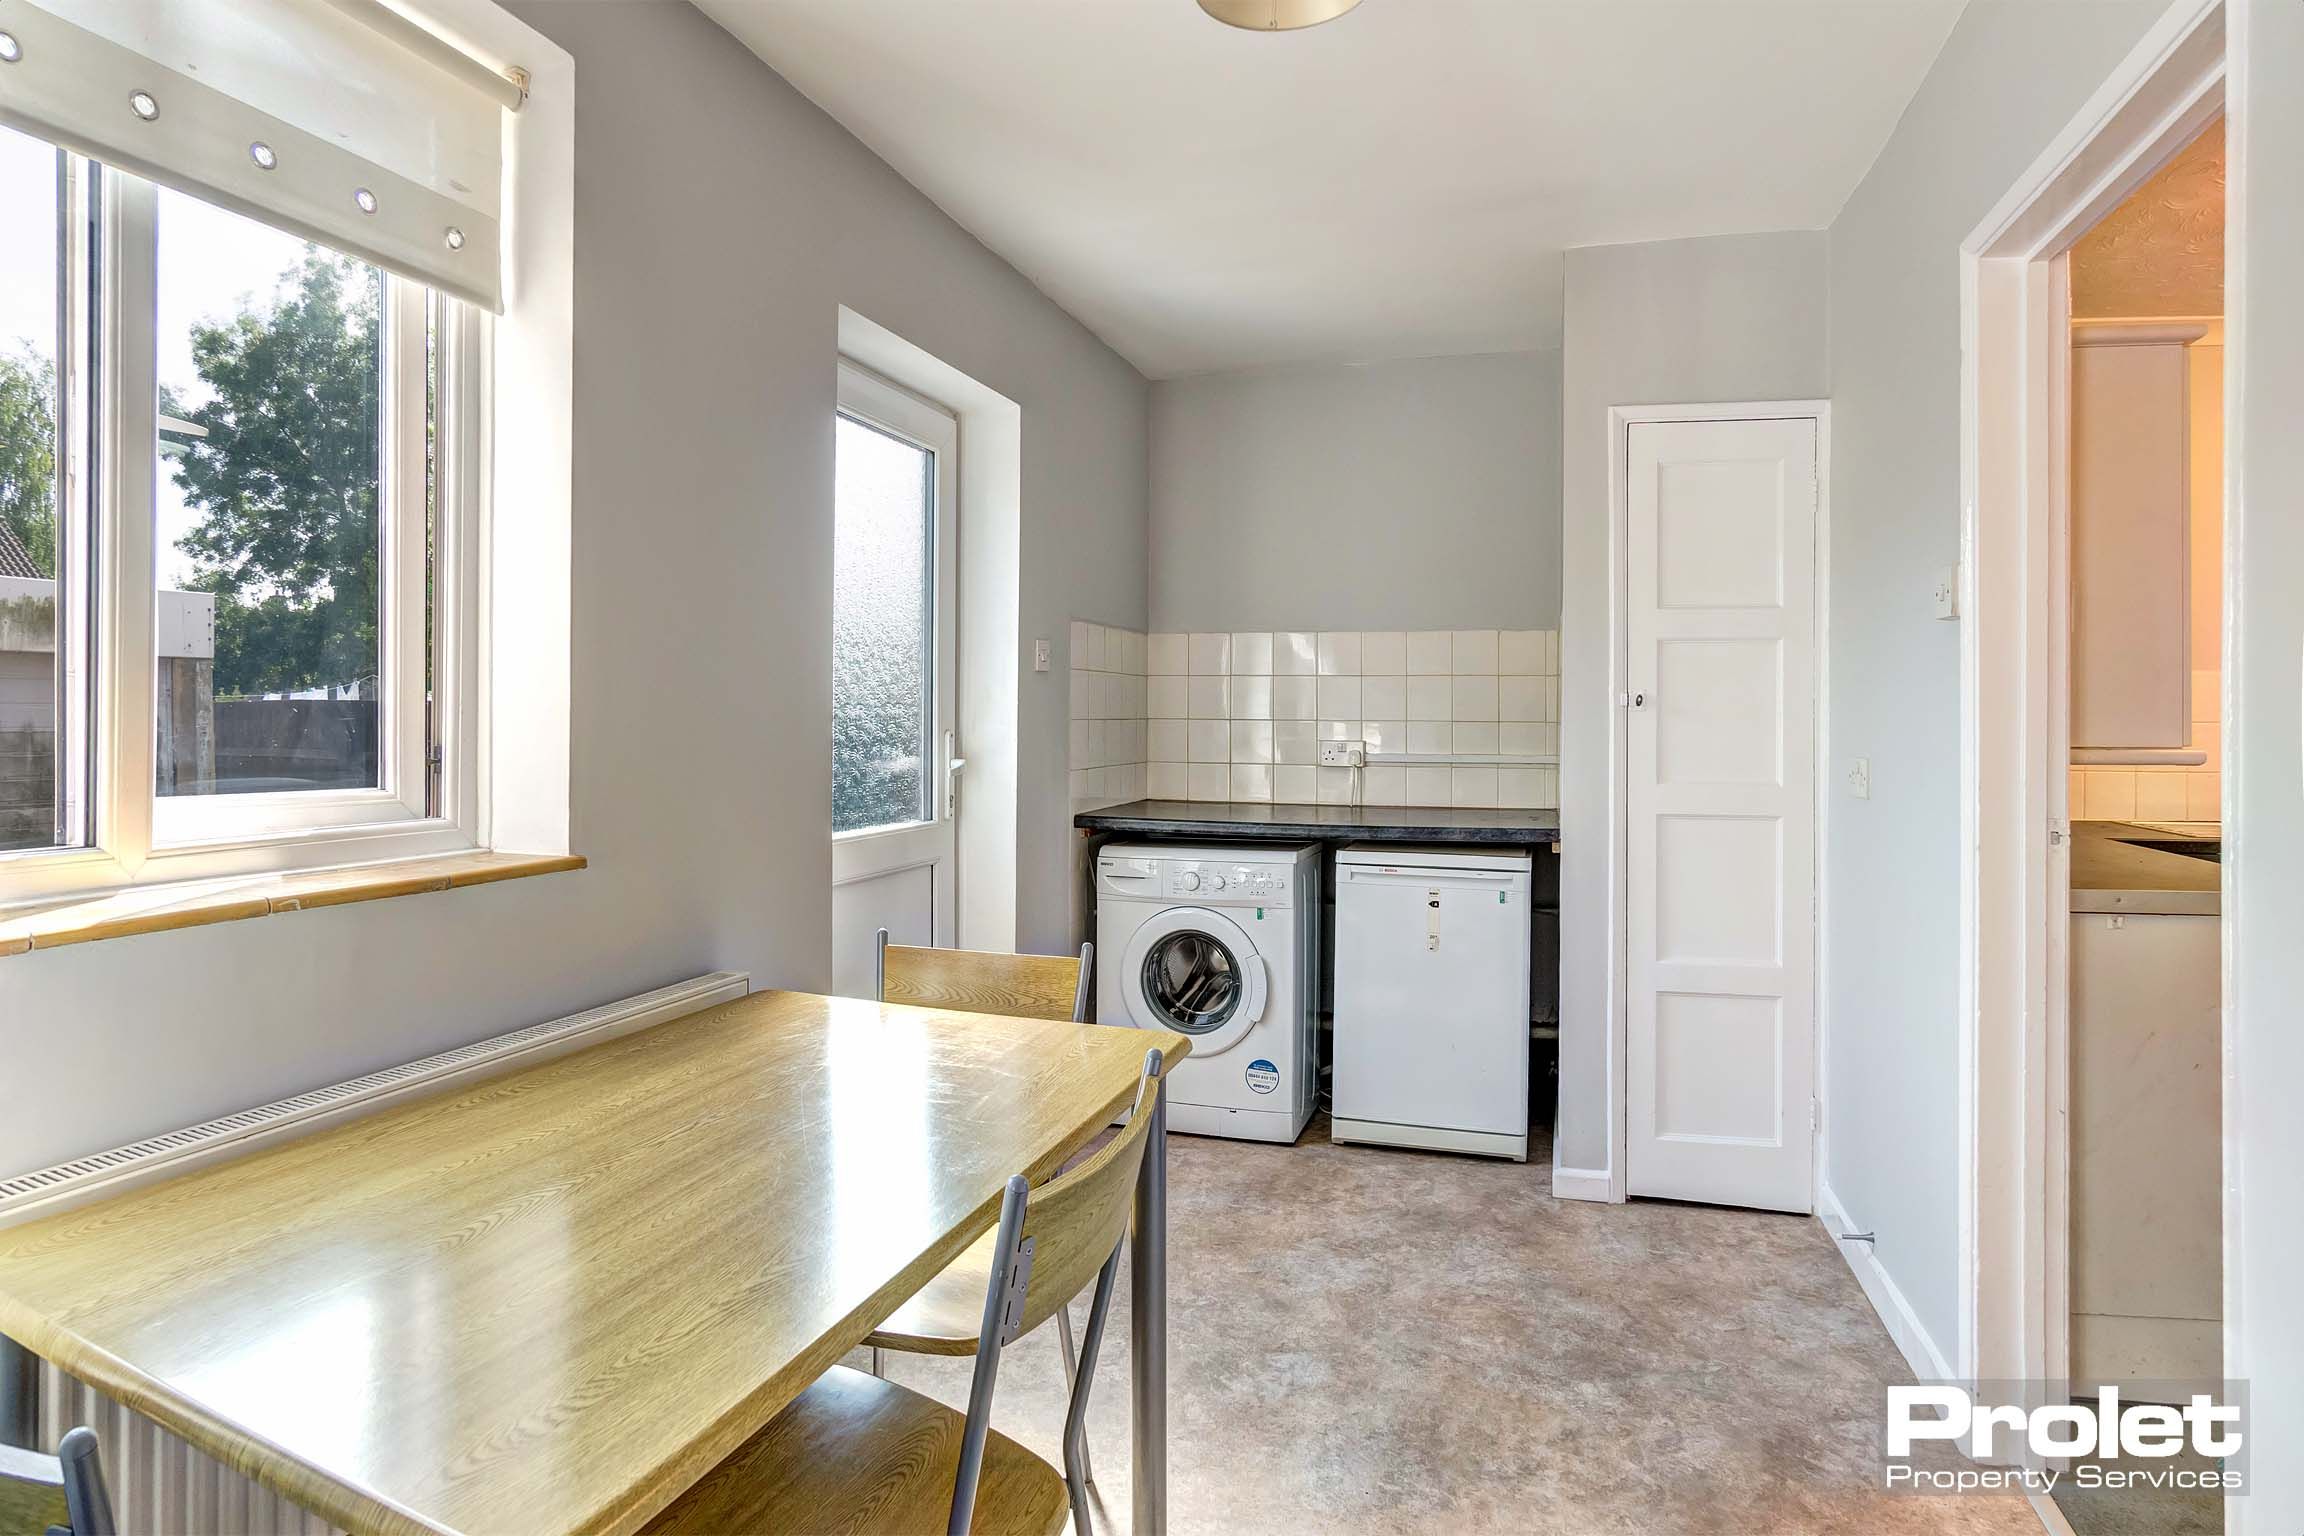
[36,1362,341,1536]
[6,971,752,1534]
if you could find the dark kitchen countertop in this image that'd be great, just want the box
[1072,799,1560,846]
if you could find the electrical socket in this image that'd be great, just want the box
[1848,757,1871,799]
[1319,741,1365,768]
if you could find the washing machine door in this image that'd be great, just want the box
[1120,906,1269,1058]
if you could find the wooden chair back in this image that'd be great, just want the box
[1,1427,114,1536]
[0,1444,69,1534]
[877,932,1093,1023]
[1009,1051,1163,1339]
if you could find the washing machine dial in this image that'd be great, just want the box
[1208,873,1227,892]
[1176,870,1200,892]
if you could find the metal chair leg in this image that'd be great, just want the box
[1055,1305,1093,1489]
[1062,1246,1123,1536]
[948,1176,1030,1536]
[0,1333,36,1450]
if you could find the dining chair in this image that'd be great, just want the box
[875,929,1095,1027]
[641,1050,1165,1536]
[0,1426,116,1536]
[872,930,1101,1454]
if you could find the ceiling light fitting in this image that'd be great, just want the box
[1198,0,1363,32]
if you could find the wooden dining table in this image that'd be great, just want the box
[0,990,1189,1535]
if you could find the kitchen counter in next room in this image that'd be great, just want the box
[1073,799,1560,847]
[2070,820,2220,915]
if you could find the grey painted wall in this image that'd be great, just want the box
[1554,231,1830,1176]
[1147,352,1560,632]
[1821,0,2165,1368]
[0,1,1147,1175]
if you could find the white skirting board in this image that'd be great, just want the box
[1818,1180,1955,1383]
[5,970,752,1531]
[1550,1162,1618,1202]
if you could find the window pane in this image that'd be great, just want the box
[155,187,384,796]
[0,126,73,852]
[832,414,935,834]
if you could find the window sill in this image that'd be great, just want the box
[0,852,587,958]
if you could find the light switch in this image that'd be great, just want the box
[1033,638,1051,672]
[1848,757,1871,799]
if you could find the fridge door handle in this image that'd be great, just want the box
[1342,869,1522,894]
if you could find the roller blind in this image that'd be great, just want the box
[0,0,515,310]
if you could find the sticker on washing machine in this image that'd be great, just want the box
[1245,1058,1280,1095]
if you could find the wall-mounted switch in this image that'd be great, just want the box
[1033,638,1051,672]
[1848,757,1871,799]
[1933,566,1960,621]
[1319,741,1365,768]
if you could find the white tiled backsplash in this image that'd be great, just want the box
[1069,621,1149,810]
[2068,669,2222,823]
[1130,628,1560,809]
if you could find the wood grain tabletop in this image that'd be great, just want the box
[0,990,1187,1536]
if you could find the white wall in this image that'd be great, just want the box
[1554,231,1829,1177]
[0,0,1147,1175]
[1147,353,1560,633]
[2228,0,2304,1521]
[1821,0,2170,1368]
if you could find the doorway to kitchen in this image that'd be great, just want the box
[830,361,961,997]
[1957,1,2228,1521]
[2053,114,2226,1536]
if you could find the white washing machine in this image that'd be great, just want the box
[1095,843,1320,1144]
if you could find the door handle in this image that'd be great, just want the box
[945,730,966,820]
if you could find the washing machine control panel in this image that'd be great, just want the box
[1097,851,1302,907]
[1163,861,1291,905]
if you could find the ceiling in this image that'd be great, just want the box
[2071,118,2224,320]
[696,0,1966,378]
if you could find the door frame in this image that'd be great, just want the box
[1956,0,2223,1398]
[1602,400,1832,1206]
[830,359,962,944]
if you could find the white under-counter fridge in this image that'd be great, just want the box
[1330,843,1532,1161]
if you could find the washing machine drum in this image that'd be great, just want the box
[1121,906,1269,1057]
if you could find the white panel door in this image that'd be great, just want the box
[1626,417,1816,1212]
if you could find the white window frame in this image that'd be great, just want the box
[0,152,487,906]
[829,362,960,890]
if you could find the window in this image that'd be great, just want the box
[833,413,938,835]
[155,187,387,799]
[0,131,478,899]
[0,0,572,908]
[0,126,87,857]
[832,369,956,840]
[831,362,960,944]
